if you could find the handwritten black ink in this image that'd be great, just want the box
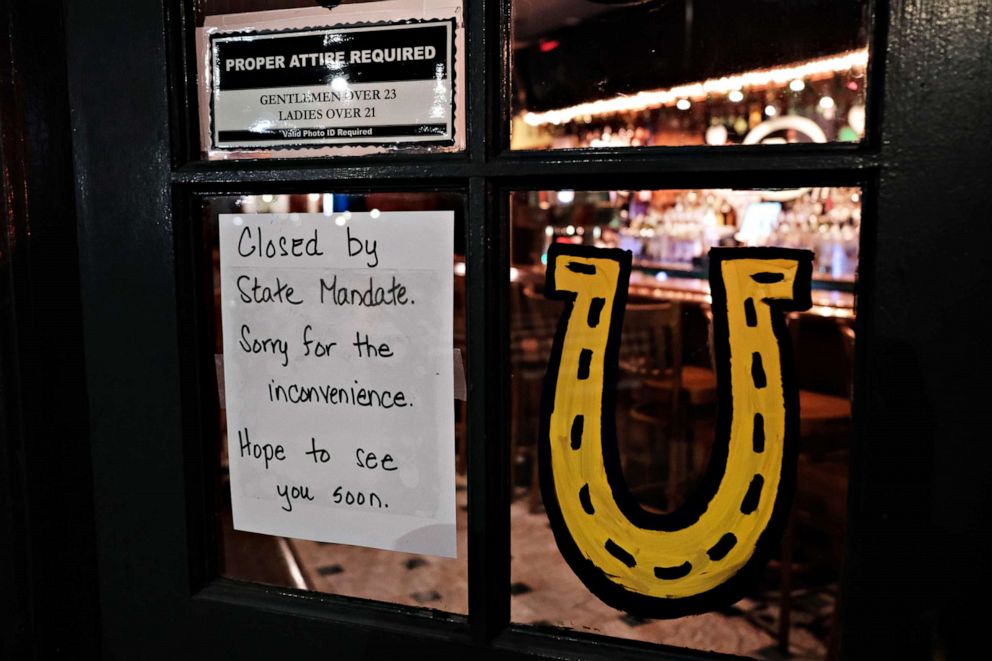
[302,324,337,357]
[332,486,387,509]
[353,332,393,358]
[237,427,285,470]
[305,437,331,463]
[238,225,323,259]
[267,378,409,408]
[355,448,397,471]
[236,274,303,305]
[277,483,314,512]
[319,275,411,307]
[346,226,379,267]
[239,323,289,367]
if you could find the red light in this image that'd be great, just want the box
[539,39,560,53]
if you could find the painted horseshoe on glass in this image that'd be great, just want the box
[539,243,813,618]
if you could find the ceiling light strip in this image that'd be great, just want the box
[521,48,869,127]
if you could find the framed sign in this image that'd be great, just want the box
[197,1,465,159]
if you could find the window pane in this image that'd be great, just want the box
[205,192,468,614]
[511,1,869,149]
[509,187,857,657]
[194,1,465,159]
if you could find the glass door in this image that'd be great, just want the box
[55,0,991,658]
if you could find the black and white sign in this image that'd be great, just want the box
[209,20,455,150]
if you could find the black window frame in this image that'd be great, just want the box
[56,0,992,658]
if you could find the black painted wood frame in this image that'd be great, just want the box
[1,1,98,657]
[52,0,991,658]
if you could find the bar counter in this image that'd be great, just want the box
[504,264,855,320]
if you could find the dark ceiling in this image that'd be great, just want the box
[514,0,870,112]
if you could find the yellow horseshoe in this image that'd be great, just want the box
[539,244,813,617]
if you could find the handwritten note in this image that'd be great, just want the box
[219,211,456,557]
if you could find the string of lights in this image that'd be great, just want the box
[521,48,869,127]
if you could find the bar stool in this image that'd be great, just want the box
[789,313,853,455]
[638,303,718,505]
[619,299,692,510]
[778,314,854,656]
[512,284,560,512]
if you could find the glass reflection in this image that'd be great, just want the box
[206,193,468,614]
[510,188,856,658]
[511,0,870,149]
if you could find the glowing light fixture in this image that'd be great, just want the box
[521,49,868,127]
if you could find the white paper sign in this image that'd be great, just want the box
[219,211,456,558]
